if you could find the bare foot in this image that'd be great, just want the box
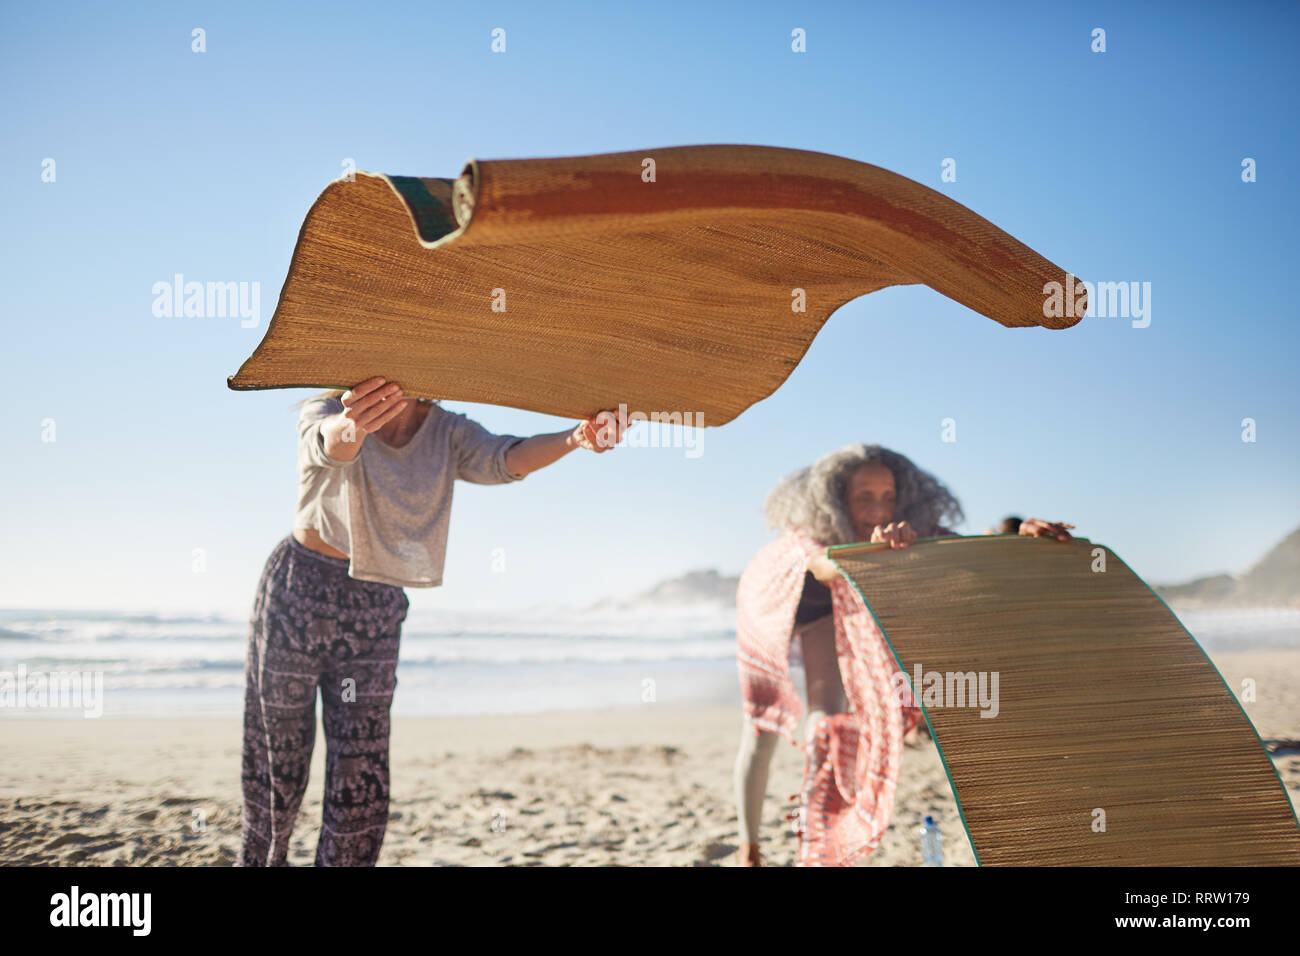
[738,842,762,866]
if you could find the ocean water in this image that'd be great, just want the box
[0,605,1296,720]
[0,605,742,719]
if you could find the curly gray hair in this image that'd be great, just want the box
[763,443,964,545]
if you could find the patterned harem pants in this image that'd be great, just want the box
[238,534,409,866]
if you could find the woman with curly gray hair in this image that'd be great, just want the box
[734,443,1074,866]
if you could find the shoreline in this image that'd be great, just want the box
[2,649,1297,866]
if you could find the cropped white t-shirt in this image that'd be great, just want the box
[294,398,525,587]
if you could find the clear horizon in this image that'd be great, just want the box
[0,516,1296,617]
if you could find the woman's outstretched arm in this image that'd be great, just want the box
[504,411,628,478]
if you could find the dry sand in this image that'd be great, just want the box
[1,649,1296,867]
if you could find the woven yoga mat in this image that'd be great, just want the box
[227,144,1086,424]
[828,534,1300,866]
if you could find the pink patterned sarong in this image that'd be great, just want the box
[736,527,928,866]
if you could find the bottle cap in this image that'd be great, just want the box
[923,815,935,826]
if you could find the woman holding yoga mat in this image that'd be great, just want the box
[734,443,1074,866]
[239,376,626,867]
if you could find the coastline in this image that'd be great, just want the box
[2,649,1297,866]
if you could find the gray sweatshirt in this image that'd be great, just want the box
[295,397,525,587]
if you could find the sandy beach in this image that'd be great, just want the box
[1,648,1296,867]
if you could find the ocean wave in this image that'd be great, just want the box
[1,606,1294,711]
[1172,607,1300,649]
[0,606,738,644]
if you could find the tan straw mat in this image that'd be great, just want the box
[226,144,1087,424]
[829,534,1300,866]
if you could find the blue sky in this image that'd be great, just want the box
[2,0,1296,617]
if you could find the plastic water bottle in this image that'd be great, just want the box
[920,815,944,866]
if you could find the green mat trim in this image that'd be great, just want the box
[828,532,1300,867]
